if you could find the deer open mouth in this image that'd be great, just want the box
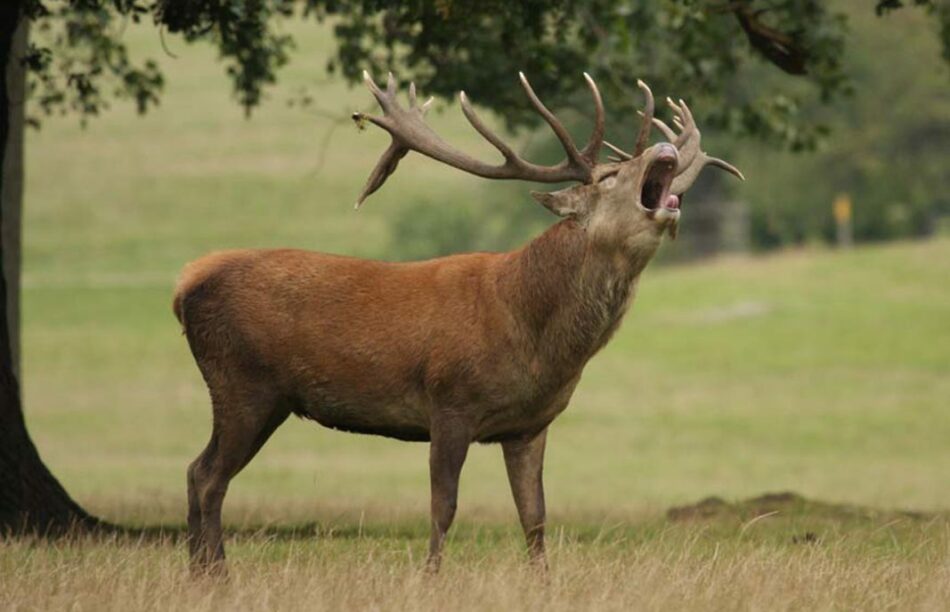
[640,150,679,212]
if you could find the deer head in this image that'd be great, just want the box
[352,72,743,246]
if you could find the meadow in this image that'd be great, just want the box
[5,20,950,611]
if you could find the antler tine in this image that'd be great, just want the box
[637,109,678,143]
[708,156,745,181]
[362,70,390,111]
[354,141,409,208]
[518,72,590,173]
[666,96,683,116]
[652,117,678,142]
[670,151,745,195]
[406,82,434,115]
[603,141,632,161]
[459,91,520,163]
[633,80,654,156]
[580,72,605,163]
[670,98,700,172]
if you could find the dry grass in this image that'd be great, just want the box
[5,495,950,610]
[4,515,950,611]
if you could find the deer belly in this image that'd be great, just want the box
[292,388,431,442]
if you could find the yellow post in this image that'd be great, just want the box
[833,193,853,248]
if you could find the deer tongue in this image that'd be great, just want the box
[664,194,680,240]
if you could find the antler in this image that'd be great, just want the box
[649,97,744,194]
[608,88,744,194]
[352,72,606,207]
[604,80,654,162]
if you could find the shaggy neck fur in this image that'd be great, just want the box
[500,219,662,382]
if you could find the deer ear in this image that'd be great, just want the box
[531,186,593,218]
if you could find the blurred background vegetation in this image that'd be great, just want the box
[382,1,950,260]
[21,0,950,264]
[737,4,950,251]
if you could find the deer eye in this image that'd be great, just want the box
[598,173,618,189]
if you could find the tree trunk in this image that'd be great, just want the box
[3,9,23,378]
[0,3,96,535]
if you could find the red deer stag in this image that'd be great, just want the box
[174,71,742,574]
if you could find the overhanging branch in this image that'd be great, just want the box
[729,4,809,75]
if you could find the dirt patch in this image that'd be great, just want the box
[667,491,932,523]
[666,496,732,521]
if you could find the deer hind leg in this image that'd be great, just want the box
[187,444,210,565]
[188,383,289,576]
[502,428,548,569]
[426,417,472,573]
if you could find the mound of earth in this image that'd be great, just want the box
[666,491,930,523]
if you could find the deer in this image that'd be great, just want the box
[174,71,743,575]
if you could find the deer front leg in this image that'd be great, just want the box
[502,428,548,568]
[426,417,471,573]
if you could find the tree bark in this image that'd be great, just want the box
[2,14,24,378]
[0,2,96,535]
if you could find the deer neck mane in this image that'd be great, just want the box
[501,218,660,375]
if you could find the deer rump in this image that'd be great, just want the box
[173,247,574,445]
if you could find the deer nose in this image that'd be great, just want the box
[655,143,678,164]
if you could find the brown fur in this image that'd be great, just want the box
[178,144,680,574]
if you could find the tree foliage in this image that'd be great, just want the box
[382,1,950,258]
[18,1,950,150]
[739,3,950,248]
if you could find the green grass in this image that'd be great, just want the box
[11,19,950,610]
[22,237,950,521]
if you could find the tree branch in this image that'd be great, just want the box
[731,4,808,75]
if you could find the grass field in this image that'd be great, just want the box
[7,19,950,611]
